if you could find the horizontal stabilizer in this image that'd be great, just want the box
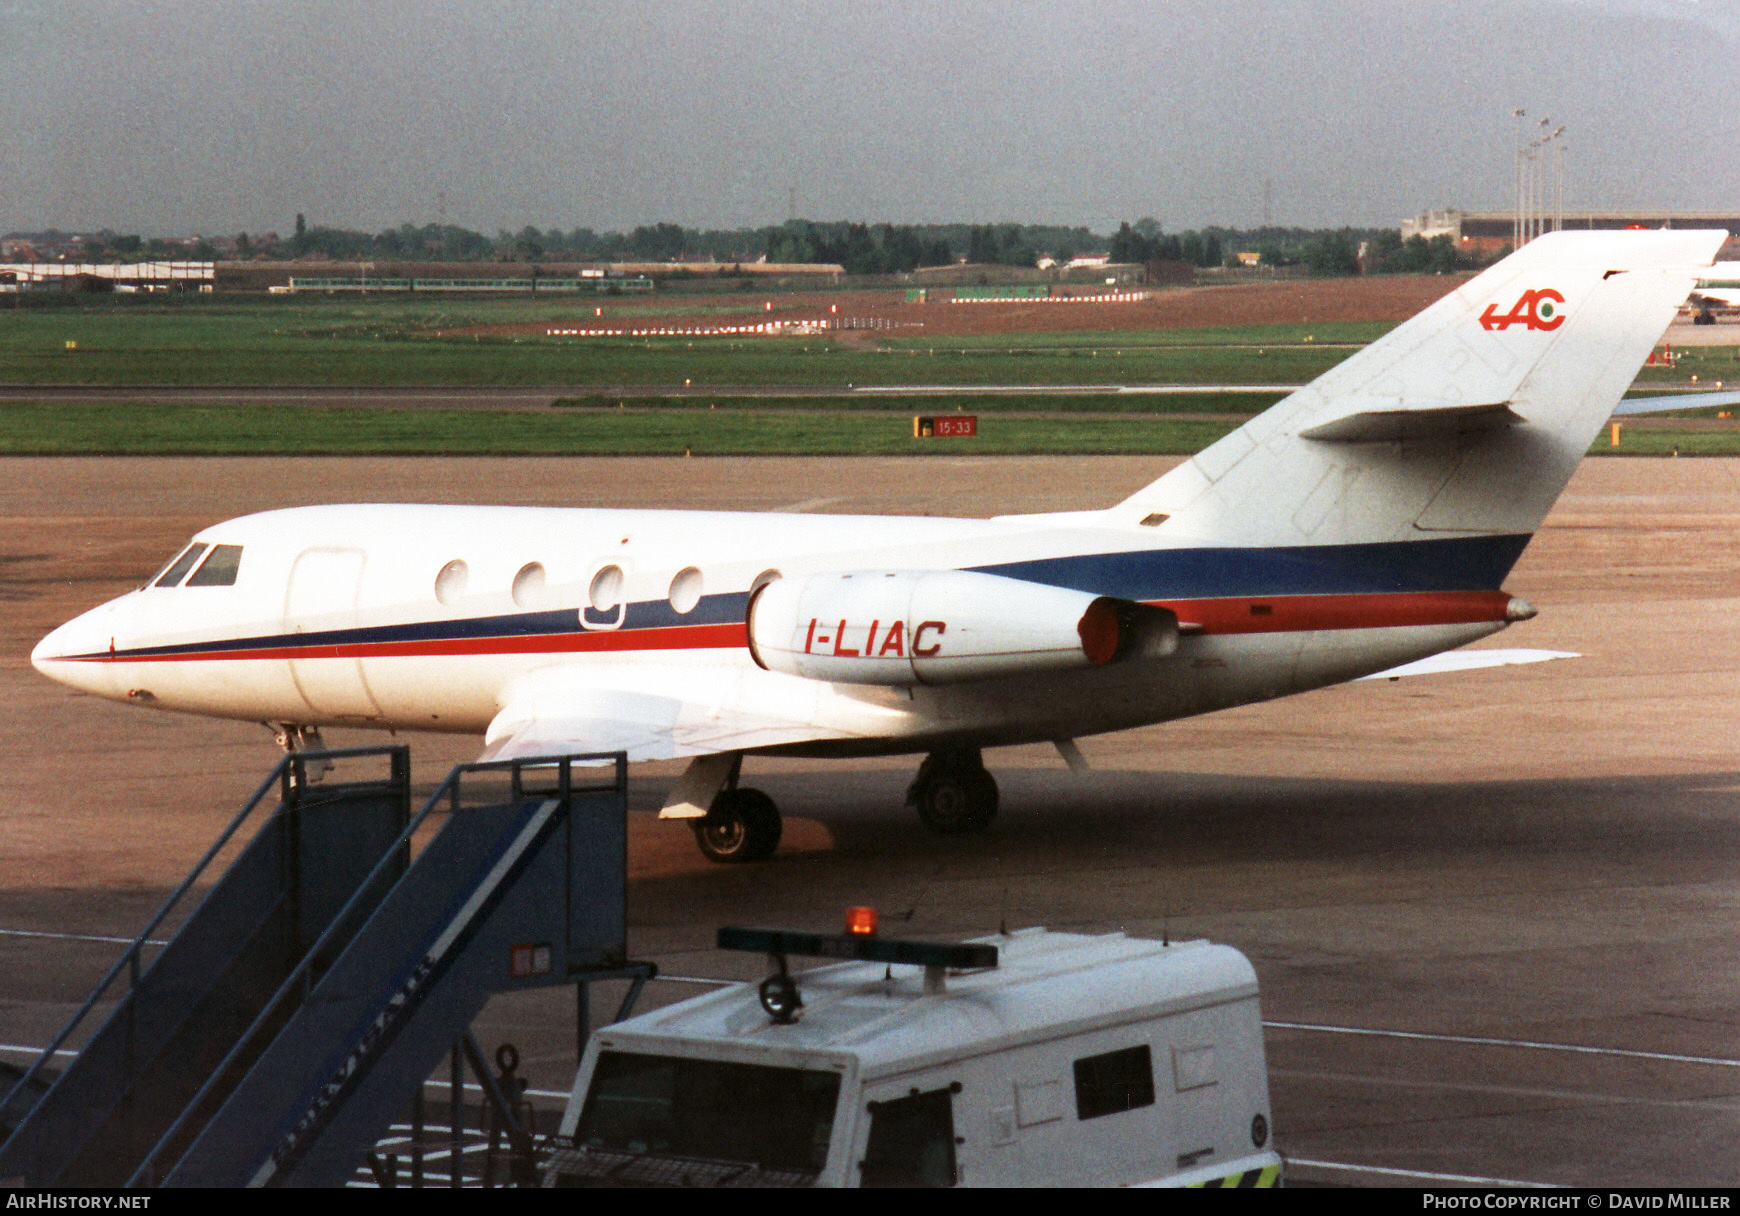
[1358,648,1577,681]
[1298,400,1521,442]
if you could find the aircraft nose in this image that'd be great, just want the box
[32,601,123,698]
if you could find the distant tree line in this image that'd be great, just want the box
[1108,219,1226,269]
[762,222,954,273]
[41,230,219,262]
[1368,230,1466,274]
[16,217,1490,278]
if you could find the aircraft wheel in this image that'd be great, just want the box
[693,787,782,863]
[910,762,998,835]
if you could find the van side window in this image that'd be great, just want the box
[1073,1044,1155,1120]
[185,544,244,587]
[861,1087,956,1188]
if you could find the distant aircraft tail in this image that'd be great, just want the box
[1115,230,1726,552]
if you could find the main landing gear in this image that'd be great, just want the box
[686,746,1001,864]
[906,748,999,835]
[694,784,783,864]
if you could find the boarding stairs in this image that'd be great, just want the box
[0,746,636,1188]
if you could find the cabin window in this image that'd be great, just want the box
[435,559,469,605]
[512,562,546,609]
[668,567,703,615]
[184,544,243,587]
[862,1087,957,1188]
[1073,1044,1155,1120]
[152,543,208,588]
[569,1050,840,1183]
[750,568,781,595]
[589,564,624,613]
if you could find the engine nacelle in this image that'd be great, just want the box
[747,569,1177,686]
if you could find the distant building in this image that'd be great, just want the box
[1145,260,1195,285]
[1402,208,1740,256]
[0,261,215,292]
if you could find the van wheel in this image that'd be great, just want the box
[694,787,782,863]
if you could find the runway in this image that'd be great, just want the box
[2,454,1738,1186]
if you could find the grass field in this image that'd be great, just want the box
[0,295,1352,387]
[550,391,1287,414]
[1630,344,1740,388]
[0,401,1244,456]
[2,293,1737,455]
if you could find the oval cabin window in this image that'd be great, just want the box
[512,562,547,609]
[669,567,703,615]
[435,559,469,605]
[589,564,624,613]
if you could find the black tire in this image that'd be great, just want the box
[693,787,782,863]
[912,766,998,834]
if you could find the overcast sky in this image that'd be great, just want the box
[2,0,1736,238]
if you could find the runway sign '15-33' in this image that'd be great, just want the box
[913,415,978,438]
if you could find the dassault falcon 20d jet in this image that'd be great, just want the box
[33,229,1728,862]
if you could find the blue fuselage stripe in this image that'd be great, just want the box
[974,534,1532,600]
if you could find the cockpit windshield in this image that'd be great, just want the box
[185,544,243,587]
[147,542,243,589]
[150,543,208,588]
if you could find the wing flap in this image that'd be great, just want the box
[478,665,864,764]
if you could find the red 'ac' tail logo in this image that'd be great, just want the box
[1480,288,1566,332]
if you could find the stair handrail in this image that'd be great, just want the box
[126,751,624,1187]
[0,745,409,1135]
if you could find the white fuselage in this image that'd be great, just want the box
[32,501,1513,759]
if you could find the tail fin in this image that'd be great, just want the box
[1116,230,1726,547]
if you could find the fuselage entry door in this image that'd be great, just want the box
[285,547,383,720]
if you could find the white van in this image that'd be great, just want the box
[545,926,1282,1188]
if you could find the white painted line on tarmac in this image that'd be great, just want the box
[0,1043,78,1058]
[1266,1020,1740,1069]
[0,926,163,947]
[1269,1065,1740,1112]
[1288,1158,1559,1188]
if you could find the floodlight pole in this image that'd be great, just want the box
[1512,108,1527,249]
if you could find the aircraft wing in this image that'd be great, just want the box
[1358,648,1577,681]
[1614,389,1740,416]
[477,664,878,763]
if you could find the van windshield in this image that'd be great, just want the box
[552,1050,841,1187]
